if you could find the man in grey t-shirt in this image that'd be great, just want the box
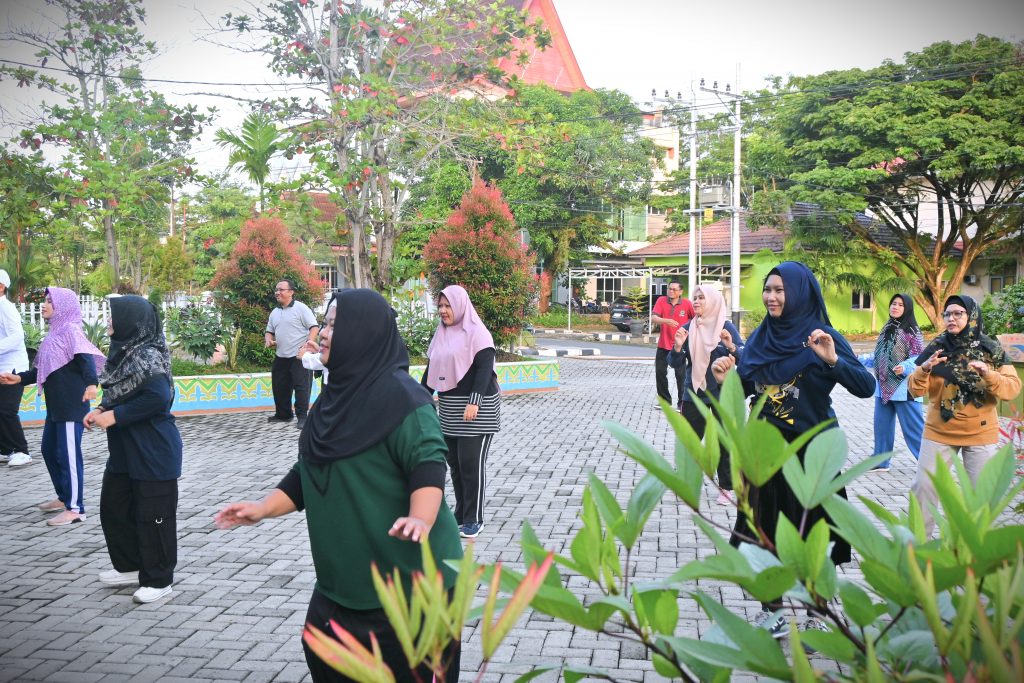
[265,279,319,429]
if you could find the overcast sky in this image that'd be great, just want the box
[2,0,1022,187]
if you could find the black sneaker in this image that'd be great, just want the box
[295,416,307,429]
[267,415,292,423]
[754,608,789,639]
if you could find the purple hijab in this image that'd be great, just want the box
[425,285,495,392]
[35,287,106,386]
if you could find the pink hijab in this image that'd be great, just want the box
[687,285,727,391]
[425,285,495,392]
[35,287,106,386]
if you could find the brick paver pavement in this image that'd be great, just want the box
[0,358,922,682]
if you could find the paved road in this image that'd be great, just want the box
[535,336,658,358]
[0,359,924,682]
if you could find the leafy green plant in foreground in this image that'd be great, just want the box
[309,372,1024,681]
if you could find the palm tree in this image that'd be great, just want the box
[214,112,283,213]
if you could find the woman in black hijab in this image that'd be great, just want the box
[869,294,925,472]
[908,294,1020,533]
[86,295,183,605]
[215,289,463,683]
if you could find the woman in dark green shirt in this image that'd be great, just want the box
[215,289,463,682]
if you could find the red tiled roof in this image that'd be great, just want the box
[495,0,589,93]
[629,216,786,258]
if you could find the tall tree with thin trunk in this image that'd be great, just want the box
[215,112,283,214]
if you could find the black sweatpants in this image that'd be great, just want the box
[680,400,732,491]
[100,473,178,588]
[271,356,313,419]
[303,587,460,683]
[0,382,28,455]
[655,347,685,406]
[443,434,493,526]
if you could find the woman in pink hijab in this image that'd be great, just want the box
[422,285,500,540]
[0,287,105,526]
[667,285,743,505]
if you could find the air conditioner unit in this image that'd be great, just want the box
[964,274,978,285]
[699,185,728,208]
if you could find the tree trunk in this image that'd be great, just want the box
[102,203,119,278]
[538,268,553,314]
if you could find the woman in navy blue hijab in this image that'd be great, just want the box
[718,262,874,639]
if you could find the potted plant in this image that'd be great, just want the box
[624,286,648,336]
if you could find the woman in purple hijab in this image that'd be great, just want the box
[422,285,501,540]
[0,287,105,526]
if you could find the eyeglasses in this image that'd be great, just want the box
[942,310,967,320]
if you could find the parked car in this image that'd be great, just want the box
[609,297,646,332]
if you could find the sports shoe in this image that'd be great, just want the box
[869,462,891,473]
[0,453,9,463]
[754,608,789,639]
[98,570,138,587]
[8,452,32,467]
[266,414,292,423]
[133,585,173,604]
[800,616,829,653]
[38,499,65,512]
[715,490,733,506]
[459,522,483,539]
[46,510,85,526]
[295,416,307,429]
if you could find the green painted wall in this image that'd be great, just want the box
[639,254,880,334]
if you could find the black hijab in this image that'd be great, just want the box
[100,295,172,408]
[916,294,1008,421]
[298,289,433,464]
[739,261,836,385]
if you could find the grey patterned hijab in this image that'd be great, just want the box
[100,296,172,408]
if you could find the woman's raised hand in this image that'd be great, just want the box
[673,326,688,351]
[968,360,991,377]
[921,349,947,372]
[806,329,839,366]
[711,355,736,384]
[720,329,736,352]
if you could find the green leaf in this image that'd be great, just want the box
[781,428,848,509]
[823,495,895,563]
[520,521,563,587]
[651,653,682,678]
[623,473,667,549]
[775,515,810,580]
[801,628,858,662]
[564,665,612,683]
[804,518,830,587]
[838,580,879,628]
[861,558,916,607]
[587,474,626,544]
[603,420,701,508]
[691,591,790,677]
[747,566,799,604]
[930,458,983,555]
[735,420,792,487]
[512,667,558,683]
[965,444,1015,511]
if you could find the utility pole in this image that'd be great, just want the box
[700,67,743,326]
[648,88,696,295]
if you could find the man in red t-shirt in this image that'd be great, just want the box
[651,281,695,407]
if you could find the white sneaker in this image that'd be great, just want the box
[8,452,32,467]
[0,453,9,463]
[98,570,138,587]
[133,585,172,604]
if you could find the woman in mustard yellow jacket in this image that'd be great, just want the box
[909,294,1020,533]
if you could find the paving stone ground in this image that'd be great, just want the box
[0,358,951,682]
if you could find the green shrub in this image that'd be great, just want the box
[20,313,43,351]
[166,304,222,363]
[983,282,1024,335]
[82,318,109,355]
[391,298,436,357]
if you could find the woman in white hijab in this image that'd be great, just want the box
[667,285,744,504]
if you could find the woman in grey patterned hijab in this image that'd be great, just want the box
[100,296,172,407]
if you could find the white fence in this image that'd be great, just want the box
[18,296,207,332]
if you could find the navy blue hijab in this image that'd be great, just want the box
[739,261,836,385]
